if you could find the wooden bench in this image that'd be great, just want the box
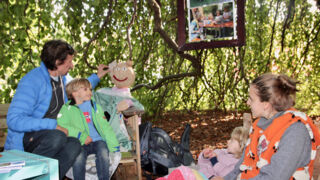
[0,104,9,150]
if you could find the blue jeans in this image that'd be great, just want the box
[23,130,81,180]
[73,140,110,180]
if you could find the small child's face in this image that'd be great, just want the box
[227,138,241,155]
[73,86,92,104]
[208,14,213,20]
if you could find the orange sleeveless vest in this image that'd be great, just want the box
[239,108,320,179]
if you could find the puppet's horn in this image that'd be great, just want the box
[126,60,133,67]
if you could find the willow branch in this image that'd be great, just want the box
[127,0,137,60]
[81,0,115,69]
[131,72,197,91]
[301,19,320,62]
[23,0,35,68]
[130,0,202,92]
[147,0,178,51]
[266,0,280,72]
[281,0,295,52]
[295,19,320,75]
[146,0,202,73]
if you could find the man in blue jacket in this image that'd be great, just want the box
[5,39,109,179]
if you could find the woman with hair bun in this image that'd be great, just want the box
[213,73,320,180]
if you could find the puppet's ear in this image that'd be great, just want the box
[126,60,133,67]
[108,60,117,69]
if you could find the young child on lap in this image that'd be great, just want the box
[197,126,248,179]
[57,78,120,180]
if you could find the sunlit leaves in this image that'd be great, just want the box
[0,0,319,116]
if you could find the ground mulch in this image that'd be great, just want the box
[143,110,320,161]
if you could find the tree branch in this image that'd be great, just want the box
[23,0,36,68]
[280,0,295,52]
[127,0,137,60]
[81,0,115,69]
[146,0,202,73]
[147,0,179,51]
[131,72,197,91]
[266,0,280,72]
[295,19,320,75]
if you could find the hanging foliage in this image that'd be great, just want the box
[0,0,319,117]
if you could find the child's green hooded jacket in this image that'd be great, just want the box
[57,99,120,152]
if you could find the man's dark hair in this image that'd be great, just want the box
[40,40,75,70]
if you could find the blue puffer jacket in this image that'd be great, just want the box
[5,62,100,150]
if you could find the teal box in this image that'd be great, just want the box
[0,150,58,180]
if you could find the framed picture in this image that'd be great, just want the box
[177,0,245,51]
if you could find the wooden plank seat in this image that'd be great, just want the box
[0,104,9,150]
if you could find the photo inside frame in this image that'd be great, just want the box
[187,0,236,43]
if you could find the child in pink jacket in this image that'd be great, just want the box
[157,126,249,180]
[197,126,249,179]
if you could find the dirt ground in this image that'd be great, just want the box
[143,110,320,161]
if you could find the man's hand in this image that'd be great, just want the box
[84,136,93,145]
[203,148,217,159]
[56,125,68,136]
[97,64,109,79]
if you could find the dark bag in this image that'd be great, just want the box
[174,124,194,166]
[139,121,152,165]
[139,122,194,177]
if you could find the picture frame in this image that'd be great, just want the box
[177,0,245,51]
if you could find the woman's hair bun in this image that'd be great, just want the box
[277,74,299,95]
